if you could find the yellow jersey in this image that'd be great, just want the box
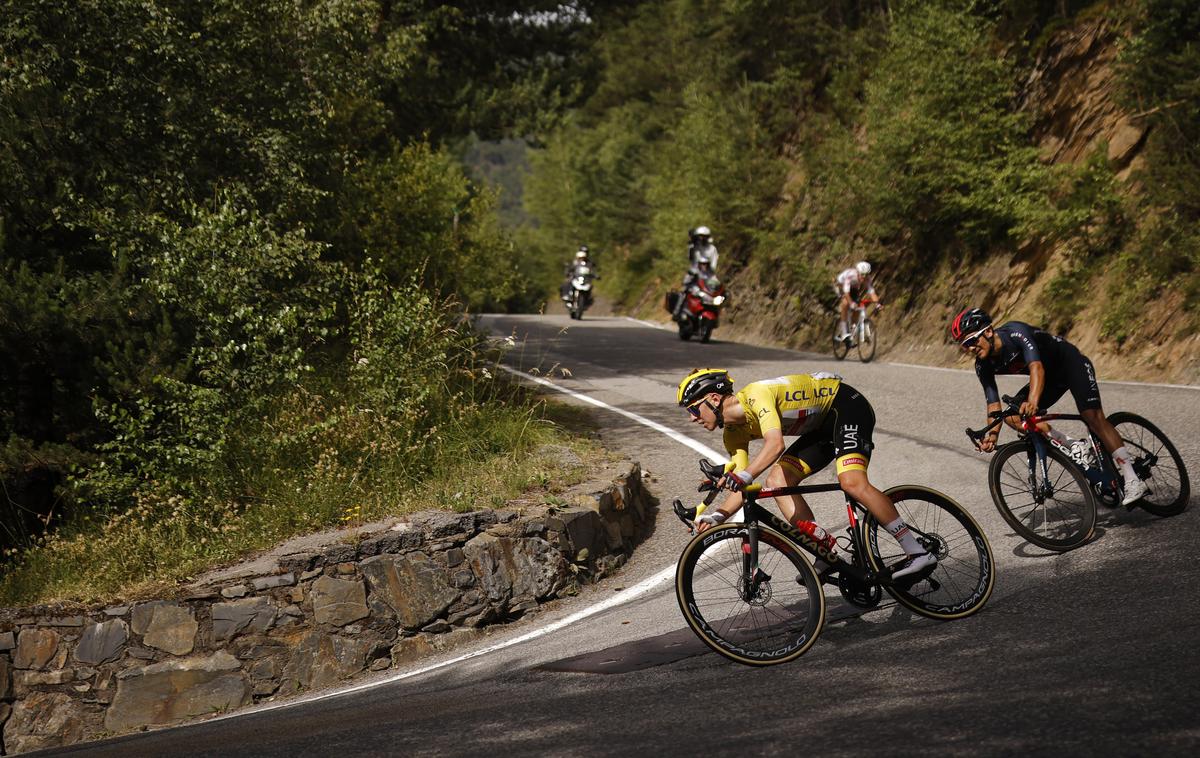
[723,373,842,467]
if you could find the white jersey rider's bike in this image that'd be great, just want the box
[833,298,879,362]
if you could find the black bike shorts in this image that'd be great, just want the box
[1013,346,1102,412]
[779,383,875,479]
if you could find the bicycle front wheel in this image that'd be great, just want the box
[989,441,1096,550]
[1108,412,1190,516]
[866,486,994,620]
[857,319,877,362]
[676,524,826,666]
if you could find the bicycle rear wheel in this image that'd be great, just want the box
[857,319,877,362]
[865,486,994,619]
[675,524,826,666]
[1108,412,1190,517]
[989,441,1096,550]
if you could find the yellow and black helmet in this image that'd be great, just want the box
[677,368,733,407]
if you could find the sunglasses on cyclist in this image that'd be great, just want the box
[686,399,708,418]
[959,327,989,350]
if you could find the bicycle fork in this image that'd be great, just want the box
[740,522,771,603]
[1026,435,1055,503]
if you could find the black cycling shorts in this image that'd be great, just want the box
[1014,346,1102,412]
[779,383,875,478]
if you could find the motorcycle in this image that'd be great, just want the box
[666,273,727,342]
[566,264,595,320]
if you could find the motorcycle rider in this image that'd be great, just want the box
[687,226,719,271]
[560,246,596,306]
[682,257,719,304]
[674,227,719,321]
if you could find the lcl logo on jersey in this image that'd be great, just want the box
[785,386,835,402]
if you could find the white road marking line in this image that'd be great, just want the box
[501,364,724,460]
[623,316,672,331]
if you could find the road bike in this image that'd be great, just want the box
[671,459,994,666]
[833,300,879,363]
[966,395,1190,551]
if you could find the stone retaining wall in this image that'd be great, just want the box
[0,464,654,754]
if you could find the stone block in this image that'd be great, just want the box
[360,528,423,557]
[221,585,250,599]
[551,507,607,561]
[360,553,458,630]
[105,652,248,733]
[310,576,369,627]
[0,631,13,651]
[44,616,85,627]
[3,691,84,754]
[251,573,296,591]
[391,635,437,666]
[463,533,569,607]
[74,620,128,665]
[321,543,357,564]
[14,628,60,670]
[212,597,277,644]
[131,601,170,635]
[409,510,478,539]
[15,669,74,688]
[142,605,198,656]
[0,655,11,700]
[278,552,319,574]
[280,632,369,691]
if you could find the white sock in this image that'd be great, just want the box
[838,320,848,335]
[885,517,923,556]
[1112,445,1137,481]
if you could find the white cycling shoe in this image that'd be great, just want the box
[890,551,937,581]
[1121,477,1148,507]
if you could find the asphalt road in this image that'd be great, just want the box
[51,314,1200,757]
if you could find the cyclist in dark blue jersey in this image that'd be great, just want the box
[950,308,1147,506]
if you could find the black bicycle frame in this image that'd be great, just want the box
[967,398,1121,499]
[737,481,877,595]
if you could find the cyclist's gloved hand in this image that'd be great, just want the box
[725,470,753,492]
[696,511,728,531]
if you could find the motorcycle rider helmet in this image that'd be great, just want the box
[677,368,733,407]
[950,307,992,345]
[855,260,871,276]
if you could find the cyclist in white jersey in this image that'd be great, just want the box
[835,261,881,342]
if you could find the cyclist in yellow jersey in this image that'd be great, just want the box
[677,368,936,580]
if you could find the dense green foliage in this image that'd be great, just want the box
[519,0,1197,341]
[0,0,626,601]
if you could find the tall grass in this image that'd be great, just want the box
[0,382,604,606]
